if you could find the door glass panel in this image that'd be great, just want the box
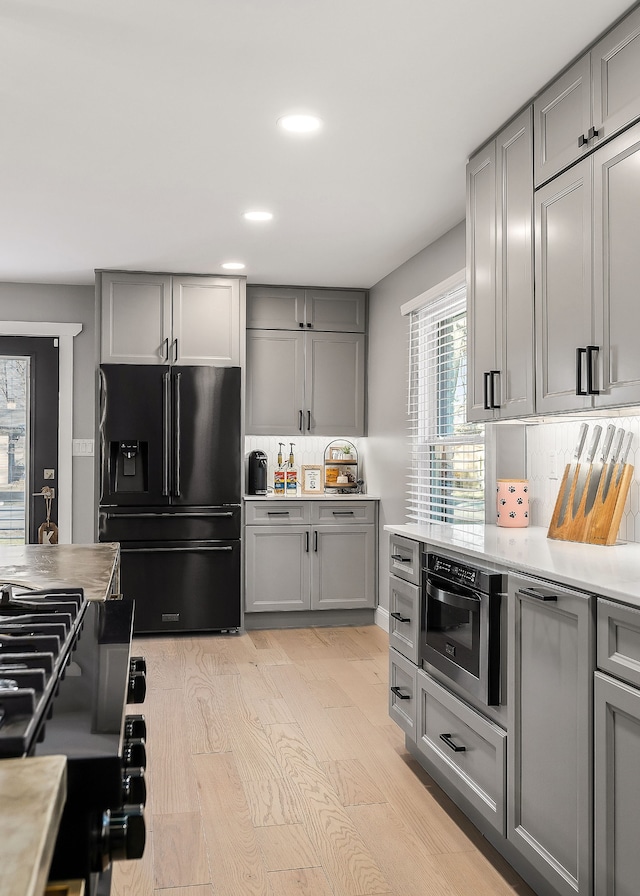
[0,356,29,544]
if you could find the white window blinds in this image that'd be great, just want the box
[406,281,484,524]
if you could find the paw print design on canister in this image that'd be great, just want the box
[496,479,529,528]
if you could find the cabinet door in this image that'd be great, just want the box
[172,277,240,366]
[100,271,172,364]
[305,331,365,437]
[592,5,640,145]
[496,109,535,419]
[245,330,305,435]
[534,55,592,187]
[593,123,640,408]
[466,141,497,422]
[311,525,375,610]
[305,289,366,333]
[244,525,310,612]
[594,671,640,896]
[535,160,594,414]
[508,576,593,896]
[246,286,305,329]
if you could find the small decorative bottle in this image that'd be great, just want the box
[286,443,298,496]
[274,442,286,496]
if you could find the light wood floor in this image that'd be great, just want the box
[111,625,536,896]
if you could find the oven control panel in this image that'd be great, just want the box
[426,553,504,595]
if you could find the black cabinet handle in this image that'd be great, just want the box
[390,611,410,623]
[299,410,304,432]
[305,531,309,552]
[586,345,600,395]
[306,322,313,328]
[307,410,311,431]
[483,371,491,410]
[391,554,410,562]
[314,530,318,552]
[439,733,466,753]
[578,133,588,147]
[576,347,587,395]
[490,370,500,408]
[390,686,411,700]
[299,321,304,328]
[518,587,558,602]
[332,510,354,516]
[267,511,290,516]
[588,126,599,140]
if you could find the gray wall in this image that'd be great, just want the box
[0,282,96,543]
[365,221,466,612]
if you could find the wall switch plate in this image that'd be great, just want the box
[72,439,94,457]
[549,451,558,479]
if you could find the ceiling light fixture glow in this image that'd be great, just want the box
[222,261,246,270]
[277,114,322,133]
[243,210,273,222]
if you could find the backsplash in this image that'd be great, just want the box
[527,416,640,542]
[244,436,364,493]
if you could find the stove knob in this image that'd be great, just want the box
[127,670,146,704]
[122,767,147,807]
[124,713,147,740]
[107,808,146,862]
[130,655,147,674]
[122,737,146,769]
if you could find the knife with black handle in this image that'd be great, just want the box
[583,424,616,517]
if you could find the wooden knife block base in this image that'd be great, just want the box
[548,463,634,545]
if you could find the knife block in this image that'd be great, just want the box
[547,462,634,545]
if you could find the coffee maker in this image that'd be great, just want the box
[248,450,268,495]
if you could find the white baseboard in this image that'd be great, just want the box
[375,605,389,632]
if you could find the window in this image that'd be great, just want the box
[404,274,484,524]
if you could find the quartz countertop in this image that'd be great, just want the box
[244,494,379,501]
[0,755,66,896]
[0,543,119,601]
[385,522,640,609]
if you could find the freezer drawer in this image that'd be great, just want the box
[119,539,241,633]
[99,505,241,541]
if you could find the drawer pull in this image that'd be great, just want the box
[518,587,558,602]
[267,511,290,516]
[439,733,466,753]
[390,612,410,623]
[390,686,411,700]
[332,511,354,516]
[391,554,411,562]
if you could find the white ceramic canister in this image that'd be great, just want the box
[496,479,529,528]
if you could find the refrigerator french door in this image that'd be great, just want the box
[99,364,241,634]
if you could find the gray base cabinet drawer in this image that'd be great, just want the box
[388,534,421,585]
[597,598,640,689]
[416,669,506,836]
[245,501,310,525]
[312,501,375,524]
[389,575,420,664]
[389,648,417,740]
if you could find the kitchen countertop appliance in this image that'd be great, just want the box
[248,449,268,495]
[0,582,147,895]
[98,364,242,634]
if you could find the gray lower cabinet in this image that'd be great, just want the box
[100,271,242,366]
[245,329,365,436]
[508,574,594,896]
[244,500,376,613]
[389,648,417,740]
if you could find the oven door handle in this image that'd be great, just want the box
[426,580,481,611]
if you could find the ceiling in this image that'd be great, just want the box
[0,0,633,289]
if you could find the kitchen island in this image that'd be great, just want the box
[0,542,120,602]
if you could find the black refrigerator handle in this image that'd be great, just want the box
[174,371,182,497]
[162,371,171,496]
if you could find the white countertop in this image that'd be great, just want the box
[385,522,640,608]
[244,494,379,501]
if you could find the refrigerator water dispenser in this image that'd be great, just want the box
[109,440,148,493]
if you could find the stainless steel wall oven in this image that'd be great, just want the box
[420,552,505,706]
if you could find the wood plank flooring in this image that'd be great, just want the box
[111,626,536,896]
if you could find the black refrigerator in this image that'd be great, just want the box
[98,364,241,634]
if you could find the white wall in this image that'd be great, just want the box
[0,282,96,543]
[367,222,466,612]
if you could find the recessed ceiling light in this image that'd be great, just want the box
[222,261,245,270]
[243,210,273,222]
[277,114,322,134]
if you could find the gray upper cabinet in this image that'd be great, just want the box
[101,271,242,366]
[247,285,366,333]
[536,121,640,414]
[467,108,534,422]
[245,284,367,436]
[535,5,640,187]
[508,575,594,896]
